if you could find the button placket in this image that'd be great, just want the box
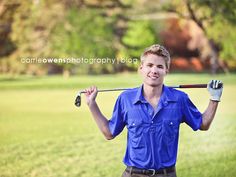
[146,104,154,119]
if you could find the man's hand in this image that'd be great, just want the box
[85,86,98,106]
[207,80,223,102]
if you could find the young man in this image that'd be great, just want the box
[84,44,223,177]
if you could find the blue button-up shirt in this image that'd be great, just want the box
[108,85,202,170]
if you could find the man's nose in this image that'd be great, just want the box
[151,66,158,73]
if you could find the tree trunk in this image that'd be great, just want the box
[63,68,70,78]
[208,40,219,74]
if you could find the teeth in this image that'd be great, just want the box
[149,76,158,79]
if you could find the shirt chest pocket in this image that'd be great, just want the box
[126,109,145,134]
[162,119,179,144]
[126,109,148,148]
[128,119,145,148]
[127,118,144,135]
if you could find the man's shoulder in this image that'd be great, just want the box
[114,87,139,108]
[166,86,186,94]
[119,87,139,98]
[164,86,188,100]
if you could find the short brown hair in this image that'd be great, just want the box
[141,44,171,69]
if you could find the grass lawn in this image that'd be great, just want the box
[0,73,236,177]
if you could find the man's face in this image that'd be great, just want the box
[140,54,168,87]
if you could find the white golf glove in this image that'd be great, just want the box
[207,80,223,102]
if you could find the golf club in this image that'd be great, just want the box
[75,83,222,107]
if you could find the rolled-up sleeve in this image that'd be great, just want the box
[108,95,126,137]
[181,94,202,131]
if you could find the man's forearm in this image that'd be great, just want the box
[88,101,113,140]
[201,101,219,130]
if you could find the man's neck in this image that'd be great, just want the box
[143,84,163,100]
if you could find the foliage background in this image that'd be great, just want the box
[0,0,236,75]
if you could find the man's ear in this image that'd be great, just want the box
[165,69,169,75]
[138,64,143,74]
[166,69,169,74]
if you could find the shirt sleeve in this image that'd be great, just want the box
[181,93,202,131]
[108,95,126,137]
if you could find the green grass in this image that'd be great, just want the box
[0,73,236,177]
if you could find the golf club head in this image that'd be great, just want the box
[75,93,81,107]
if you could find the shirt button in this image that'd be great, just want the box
[132,123,135,126]
[170,122,173,125]
[151,121,154,123]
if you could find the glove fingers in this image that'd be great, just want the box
[212,80,215,88]
[210,80,223,89]
[213,80,217,89]
[216,80,223,89]
[218,80,223,89]
[215,80,219,89]
[209,79,213,89]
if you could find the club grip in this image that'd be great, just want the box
[179,84,207,88]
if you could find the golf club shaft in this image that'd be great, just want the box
[75,84,209,107]
[79,88,131,94]
[79,84,207,94]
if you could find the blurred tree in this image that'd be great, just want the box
[163,0,236,73]
[0,0,34,75]
[50,7,116,75]
[0,1,19,74]
[2,0,235,75]
[126,0,236,73]
[122,21,156,57]
[1,0,157,75]
[119,20,157,70]
[0,0,18,58]
[1,0,65,75]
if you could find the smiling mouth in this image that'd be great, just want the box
[148,75,159,79]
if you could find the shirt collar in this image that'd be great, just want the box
[133,85,147,104]
[133,84,177,105]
